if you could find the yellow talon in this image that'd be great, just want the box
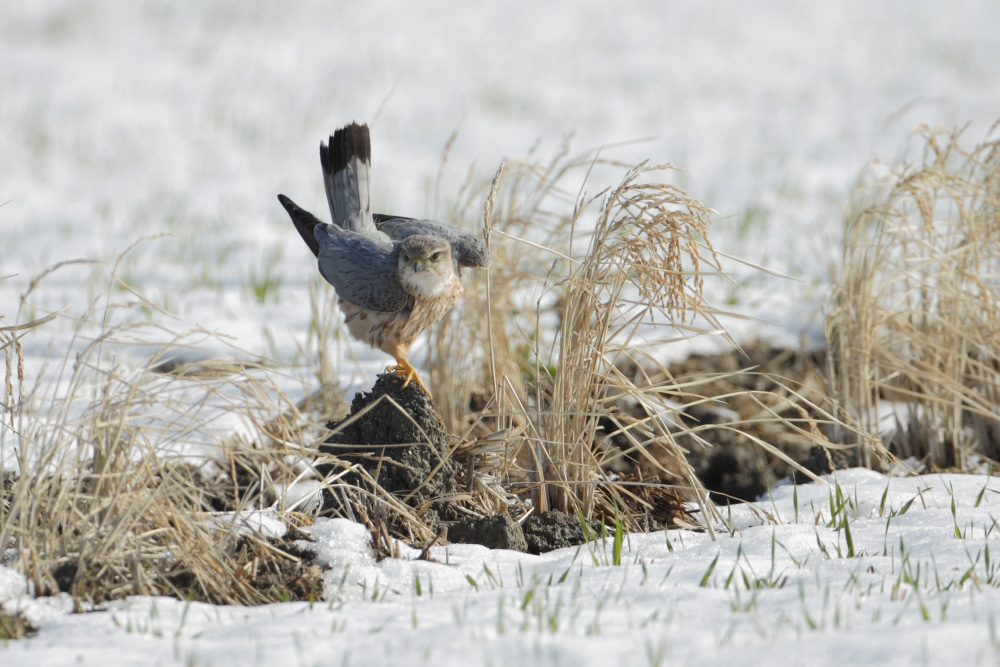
[388,360,433,399]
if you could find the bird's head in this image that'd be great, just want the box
[397,236,454,298]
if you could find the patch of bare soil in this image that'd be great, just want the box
[611,341,853,504]
[449,514,527,551]
[671,341,859,502]
[521,511,604,555]
[228,532,323,602]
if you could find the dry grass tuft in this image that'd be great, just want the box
[2,287,59,427]
[826,123,1000,469]
[424,144,848,533]
[1,256,327,607]
[1,356,325,606]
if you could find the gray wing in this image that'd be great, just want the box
[314,224,409,313]
[373,215,492,269]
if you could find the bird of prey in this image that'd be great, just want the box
[277,123,491,398]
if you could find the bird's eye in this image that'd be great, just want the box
[430,252,441,261]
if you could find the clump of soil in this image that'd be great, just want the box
[608,340,857,504]
[448,514,527,552]
[522,511,603,555]
[318,372,462,526]
[27,531,322,606]
[160,533,323,604]
[605,473,691,532]
[668,342,855,502]
[695,444,773,505]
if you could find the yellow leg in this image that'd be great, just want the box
[387,359,433,399]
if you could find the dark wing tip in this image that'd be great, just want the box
[276,193,299,217]
[277,194,321,258]
[319,140,330,173]
[323,122,371,176]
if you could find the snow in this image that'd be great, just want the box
[6,470,1000,665]
[4,0,1000,664]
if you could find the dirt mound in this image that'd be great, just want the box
[318,372,462,526]
[316,373,611,553]
[441,510,606,555]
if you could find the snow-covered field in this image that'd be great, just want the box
[3,1,1000,664]
[6,470,1000,665]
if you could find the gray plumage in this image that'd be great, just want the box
[277,194,408,312]
[277,122,491,315]
[313,225,409,313]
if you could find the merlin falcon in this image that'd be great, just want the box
[277,123,491,397]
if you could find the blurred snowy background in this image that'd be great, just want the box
[3,0,1000,385]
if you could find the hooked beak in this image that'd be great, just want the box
[412,258,426,272]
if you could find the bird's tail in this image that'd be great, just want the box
[277,194,322,258]
[320,123,375,235]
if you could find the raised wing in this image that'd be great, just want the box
[278,195,408,313]
[320,123,376,236]
[314,224,409,313]
[374,215,492,269]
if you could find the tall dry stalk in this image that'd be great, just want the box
[826,123,1000,469]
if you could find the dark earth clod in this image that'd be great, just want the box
[448,514,527,552]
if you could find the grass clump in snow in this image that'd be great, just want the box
[826,123,1000,470]
[423,142,845,536]
[1,253,327,607]
[0,609,35,640]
